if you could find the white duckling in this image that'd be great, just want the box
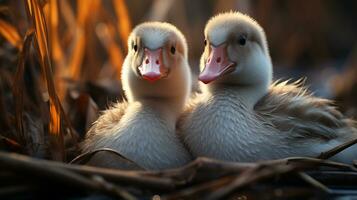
[179,12,357,163]
[82,22,192,170]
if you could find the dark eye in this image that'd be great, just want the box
[238,35,246,46]
[204,39,207,46]
[170,46,176,54]
[133,44,138,52]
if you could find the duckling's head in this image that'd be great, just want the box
[122,22,191,105]
[199,11,272,89]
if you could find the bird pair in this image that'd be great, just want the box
[82,11,357,170]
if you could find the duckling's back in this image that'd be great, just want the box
[255,80,357,163]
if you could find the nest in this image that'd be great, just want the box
[1,148,357,200]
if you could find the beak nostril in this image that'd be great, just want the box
[156,60,159,65]
[145,59,149,64]
[216,57,221,63]
[207,58,211,63]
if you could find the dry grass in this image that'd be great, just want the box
[0,19,22,49]
[0,0,130,160]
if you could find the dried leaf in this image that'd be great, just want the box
[0,19,22,49]
[25,0,65,161]
[12,29,35,146]
[49,0,64,63]
[96,23,124,80]
[113,0,132,49]
[47,0,69,101]
[77,0,93,25]
[68,28,85,80]
[68,0,99,80]
[59,0,75,26]
[0,135,22,152]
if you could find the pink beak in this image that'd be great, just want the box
[139,48,164,82]
[199,44,236,84]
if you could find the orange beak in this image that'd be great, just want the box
[199,44,236,84]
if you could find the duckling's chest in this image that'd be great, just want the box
[188,97,253,134]
[182,95,276,161]
[104,107,190,169]
[113,109,175,150]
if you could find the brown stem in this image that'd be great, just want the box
[318,137,357,160]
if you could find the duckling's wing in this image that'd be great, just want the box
[81,101,128,151]
[79,101,145,169]
[255,80,355,141]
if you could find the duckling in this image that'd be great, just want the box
[82,22,192,170]
[179,12,357,163]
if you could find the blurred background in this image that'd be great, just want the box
[0,0,356,160]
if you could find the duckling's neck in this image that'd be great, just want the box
[204,83,268,109]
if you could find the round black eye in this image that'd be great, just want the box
[204,39,207,46]
[170,46,176,54]
[238,36,246,46]
[133,44,138,52]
